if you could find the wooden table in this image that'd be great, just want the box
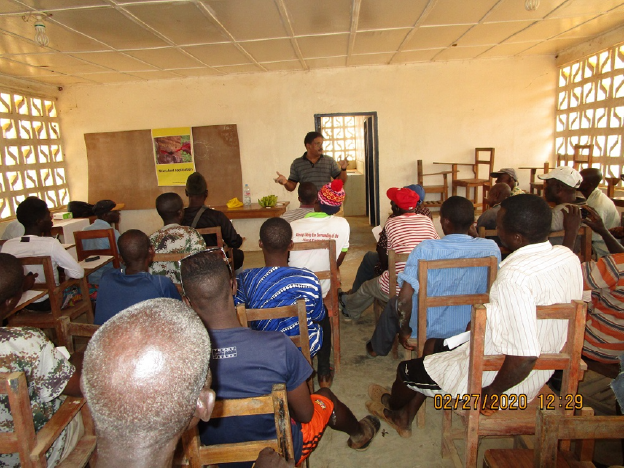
[79,255,114,276]
[212,202,290,220]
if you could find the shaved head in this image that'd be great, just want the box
[155,192,184,220]
[82,298,211,450]
[487,182,511,206]
[579,168,603,199]
[118,229,151,264]
[180,250,231,305]
[0,253,24,312]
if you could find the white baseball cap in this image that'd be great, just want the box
[538,166,582,189]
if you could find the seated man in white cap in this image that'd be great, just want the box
[538,165,585,233]
[490,168,524,196]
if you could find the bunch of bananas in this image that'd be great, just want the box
[258,195,278,208]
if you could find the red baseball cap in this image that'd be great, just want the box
[387,187,419,210]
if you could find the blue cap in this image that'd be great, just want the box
[404,184,425,205]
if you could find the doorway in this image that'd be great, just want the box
[314,112,380,226]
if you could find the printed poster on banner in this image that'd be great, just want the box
[152,127,195,186]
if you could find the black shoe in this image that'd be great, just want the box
[338,290,351,321]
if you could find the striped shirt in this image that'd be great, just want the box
[582,253,624,363]
[234,267,325,357]
[378,213,439,295]
[398,235,501,339]
[424,241,583,403]
[281,207,314,223]
[288,153,342,192]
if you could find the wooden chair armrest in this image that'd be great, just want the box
[55,277,84,294]
[31,397,85,459]
[423,171,452,176]
[579,359,588,372]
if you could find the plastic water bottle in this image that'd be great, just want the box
[243,184,252,206]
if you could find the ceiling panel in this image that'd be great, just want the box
[240,39,298,62]
[0,32,50,55]
[183,43,251,66]
[32,74,99,86]
[353,29,410,54]
[212,63,263,74]
[434,45,492,60]
[404,25,471,49]
[127,70,183,80]
[305,56,347,69]
[76,72,144,83]
[392,49,441,63]
[296,34,349,58]
[0,57,57,76]
[124,2,228,45]
[478,42,540,58]
[9,0,106,9]
[358,0,429,30]
[202,0,286,41]
[8,52,108,74]
[457,21,534,46]
[0,1,33,14]
[556,9,624,40]
[484,0,568,22]
[348,53,394,66]
[518,37,586,55]
[50,7,168,49]
[261,60,305,71]
[168,67,222,77]
[69,51,158,71]
[548,0,624,18]
[423,0,499,26]
[283,0,351,36]
[505,16,598,42]
[124,48,204,69]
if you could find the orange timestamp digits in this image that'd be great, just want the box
[537,394,583,410]
[433,393,528,410]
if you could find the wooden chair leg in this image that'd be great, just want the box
[417,402,426,428]
[331,314,340,372]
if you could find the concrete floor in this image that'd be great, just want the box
[244,215,623,468]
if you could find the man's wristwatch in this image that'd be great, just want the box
[341,168,347,171]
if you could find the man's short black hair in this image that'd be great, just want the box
[500,194,552,243]
[0,253,23,304]
[298,182,318,205]
[440,196,474,230]
[180,250,231,303]
[304,132,323,146]
[260,218,292,254]
[15,197,48,228]
[155,193,183,219]
[118,230,151,264]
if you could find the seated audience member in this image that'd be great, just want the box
[538,165,584,232]
[182,172,245,270]
[235,218,325,358]
[95,230,181,325]
[578,168,620,258]
[1,197,84,312]
[81,199,122,285]
[281,181,318,223]
[82,298,215,468]
[1,220,24,240]
[490,168,524,196]
[0,253,84,467]
[367,196,501,357]
[180,251,380,467]
[350,184,433,295]
[340,187,439,321]
[366,194,583,436]
[562,205,624,364]
[476,182,511,231]
[289,179,349,387]
[150,192,206,283]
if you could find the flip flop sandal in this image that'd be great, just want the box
[347,415,381,451]
[367,384,391,407]
[365,400,412,438]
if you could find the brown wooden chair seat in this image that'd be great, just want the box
[417,159,451,209]
[195,226,224,248]
[448,148,495,210]
[58,316,99,354]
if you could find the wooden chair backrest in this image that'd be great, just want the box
[195,226,223,248]
[388,250,410,299]
[152,252,187,262]
[18,256,66,314]
[477,227,511,255]
[534,409,624,468]
[182,383,295,467]
[474,148,495,179]
[548,225,592,263]
[417,256,498,357]
[0,371,95,467]
[73,229,120,268]
[557,144,594,170]
[58,316,99,354]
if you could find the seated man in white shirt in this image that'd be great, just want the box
[365,194,583,437]
[1,197,84,312]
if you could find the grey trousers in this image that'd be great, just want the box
[342,277,389,320]
[369,297,401,356]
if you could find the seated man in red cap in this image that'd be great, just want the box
[289,179,349,388]
[340,187,439,322]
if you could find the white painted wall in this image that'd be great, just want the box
[2,56,558,245]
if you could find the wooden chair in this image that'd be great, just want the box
[8,256,94,347]
[58,316,99,354]
[73,229,120,268]
[484,408,624,468]
[519,162,550,196]
[0,371,96,468]
[477,227,511,255]
[236,300,314,392]
[195,226,223,248]
[557,144,594,170]
[548,225,592,263]
[152,252,187,294]
[441,300,587,468]
[181,383,295,467]
[450,148,496,209]
[417,160,451,210]
[290,239,341,371]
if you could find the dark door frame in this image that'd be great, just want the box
[314,112,380,226]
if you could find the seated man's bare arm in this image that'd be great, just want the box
[337,251,347,267]
[63,351,84,397]
[481,355,537,414]
[287,381,314,424]
[397,282,415,350]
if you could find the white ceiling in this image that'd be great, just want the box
[0,0,623,86]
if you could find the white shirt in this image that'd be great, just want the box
[289,213,350,297]
[424,241,583,403]
[1,221,25,240]
[586,188,620,258]
[1,236,84,302]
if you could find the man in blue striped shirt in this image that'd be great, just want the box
[367,196,501,357]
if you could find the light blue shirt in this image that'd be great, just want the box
[82,219,120,284]
[398,234,501,339]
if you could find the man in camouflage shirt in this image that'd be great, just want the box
[0,253,83,467]
[149,192,206,283]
